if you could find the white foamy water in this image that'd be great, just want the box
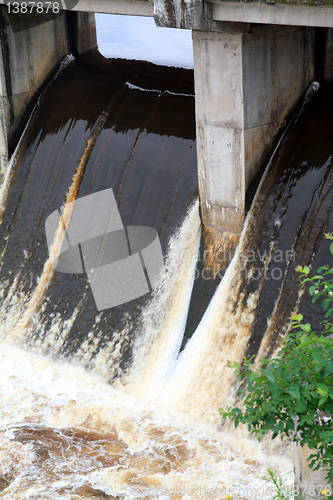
[122,200,201,398]
[160,212,262,425]
[0,198,293,498]
[0,339,292,499]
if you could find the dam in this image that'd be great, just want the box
[0,0,333,233]
[0,2,332,499]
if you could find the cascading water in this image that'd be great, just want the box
[0,50,332,498]
[0,52,198,376]
[158,83,333,426]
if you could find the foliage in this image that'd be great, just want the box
[263,468,292,500]
[220,234,333,486]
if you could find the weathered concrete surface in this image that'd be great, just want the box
[0,9,96,173]
[153,0,253,32]
[3,0,328,28]
[0,10,69,172]
[61,0,153,15]
[210,1,333,28]
[293,444,328,499]
[67,11,97,54]
[193,25,314,233]
[154,0,211,30]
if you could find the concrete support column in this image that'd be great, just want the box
[67,11,97,55]
[293,444,328,499]
[193,24,314,234]
[0,8,96,173]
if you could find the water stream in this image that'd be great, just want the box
[0,52,332,498]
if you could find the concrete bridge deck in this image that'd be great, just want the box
[0,0,332,28]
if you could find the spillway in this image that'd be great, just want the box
[0,52,332,498]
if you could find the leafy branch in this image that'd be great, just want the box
[220,234,333,487]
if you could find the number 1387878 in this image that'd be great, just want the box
[7,2,60,13]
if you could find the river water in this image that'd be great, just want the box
[95,14,193,69]
[0,14,332,499]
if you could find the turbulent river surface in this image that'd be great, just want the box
[0,42,332,499]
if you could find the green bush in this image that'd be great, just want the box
[220,234,333,486]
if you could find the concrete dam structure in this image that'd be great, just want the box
[0,1,332,497]
[0,0,333,235]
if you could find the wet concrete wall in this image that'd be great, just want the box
[0,8,96,173]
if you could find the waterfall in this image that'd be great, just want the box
[159,84,333,426]
[0,52,332,498]
[120,200,201,399]
[0,201,291,499]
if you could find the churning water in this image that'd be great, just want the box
[0,49,332,498]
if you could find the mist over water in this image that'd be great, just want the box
[0,47,332,497]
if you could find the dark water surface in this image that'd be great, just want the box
[240,83,333,358]
[0,51,198,372]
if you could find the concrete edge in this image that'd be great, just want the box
[210,1,333,28]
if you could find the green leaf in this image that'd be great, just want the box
[312,348,323,363]
[288,385,300,399]
[247,372,258,389]
[286,419,295,431]
[291,313,303,323]
[319,394,328,406]
[300,333,308,344]
[323,298,330,312]
[270,385,283,401]
[312,293,321,304]
[301,323,311,333]
[220,270,333,478]
[326,307,333,317]
[317,382,328,393]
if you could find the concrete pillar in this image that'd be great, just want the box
[66,11,97,55]
[0,9,69,173]
[293,444,328,499]
[193,24,314,234]
[0,8,96,174]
